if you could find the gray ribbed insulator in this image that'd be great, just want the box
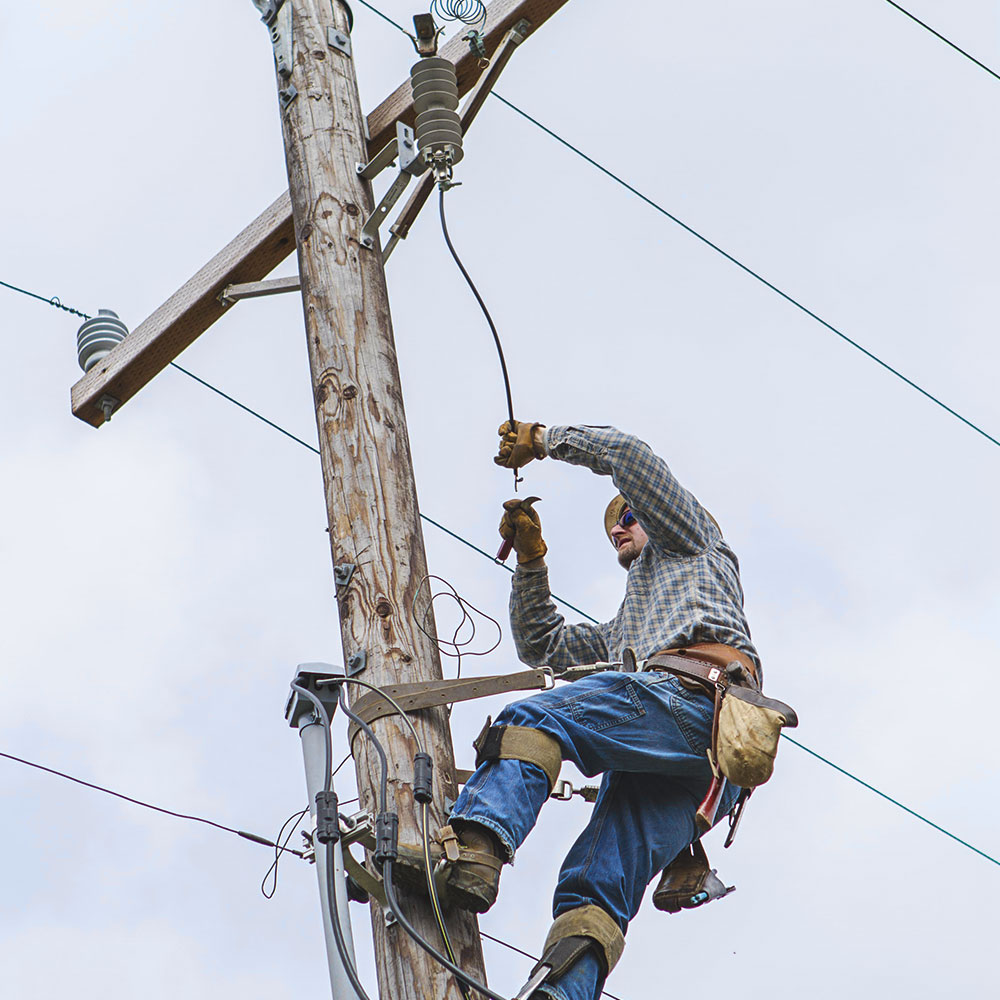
[77,309,129,373]
[409,56,464,167]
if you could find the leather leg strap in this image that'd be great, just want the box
[473,719,562,792]
[535,904,625,980]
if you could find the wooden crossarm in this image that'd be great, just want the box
[71,191,294,427]
[71,0,573,427]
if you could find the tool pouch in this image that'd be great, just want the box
[716,686,798,788]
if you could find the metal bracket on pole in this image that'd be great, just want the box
[253,0,294,78]
[357,123,427,252]
[346,650,367,676]
[333,562,356,589]
[252,1,296,107]
[327,25,352,57]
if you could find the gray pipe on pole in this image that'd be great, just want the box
[299,715,361,998]
[285,665,362,1000]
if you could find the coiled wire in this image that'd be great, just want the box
[431,0,486,27]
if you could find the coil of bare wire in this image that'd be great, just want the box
[413,575,502,712]
[431,0,486,27]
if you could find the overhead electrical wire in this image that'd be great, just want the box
[5,277,998,869]
[480,932,624,1000]
[0,278,91,319]
[0,749,305,858]
[352,0,1000,453]
[883,0,1000,84]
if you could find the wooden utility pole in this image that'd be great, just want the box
[69,0,574,994]
[275,2,485,996]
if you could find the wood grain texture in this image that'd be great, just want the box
[70,192,295,427]
[278,2,487,996]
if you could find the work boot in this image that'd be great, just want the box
[440,820,505,913]
[652,840,735,913]
[391,820,504,914]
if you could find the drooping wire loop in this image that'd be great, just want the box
[412,575,502,713]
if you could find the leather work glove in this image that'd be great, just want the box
[494,421,546,469]
[499,497,547,564]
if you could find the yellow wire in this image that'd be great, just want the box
[421,801,467,981]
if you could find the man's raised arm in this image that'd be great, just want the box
[545,424,719,556]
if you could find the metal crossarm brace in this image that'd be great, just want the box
[219,274,302,306]
[357,123,425,252]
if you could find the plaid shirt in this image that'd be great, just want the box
[510,425,760,676]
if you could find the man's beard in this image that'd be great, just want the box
[616,540,639,569]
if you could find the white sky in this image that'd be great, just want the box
[2,1,998,997]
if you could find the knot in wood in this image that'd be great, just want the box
[342,385,358,400]
[375,599,393,619]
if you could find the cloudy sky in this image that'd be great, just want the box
[2,1,998,997]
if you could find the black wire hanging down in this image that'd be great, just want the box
[438,188,522,488]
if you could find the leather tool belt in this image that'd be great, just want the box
[642,644,796,841]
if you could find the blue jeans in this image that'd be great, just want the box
[450,671,739,1000]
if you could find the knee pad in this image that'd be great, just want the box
[473,718,562,792]
[514,904,625,1000]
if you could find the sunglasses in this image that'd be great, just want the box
[616,509,636,530]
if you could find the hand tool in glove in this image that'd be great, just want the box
[496,496,544,564]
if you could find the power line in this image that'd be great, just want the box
[0,278,91,319]
[480,931,625,1000]
[169,362,1000,873]
[883,0,1000,84]
[782,735,999,867]
[352,0,1000,453]
[0,749,305,858]
[9,263,991,871]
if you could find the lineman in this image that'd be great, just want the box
[442,422,762,1000]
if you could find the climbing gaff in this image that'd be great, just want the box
[513,905,625,1000]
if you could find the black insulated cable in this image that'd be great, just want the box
[438,187,522,485]
[0,750,304,858]
[382,859,511,1000]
